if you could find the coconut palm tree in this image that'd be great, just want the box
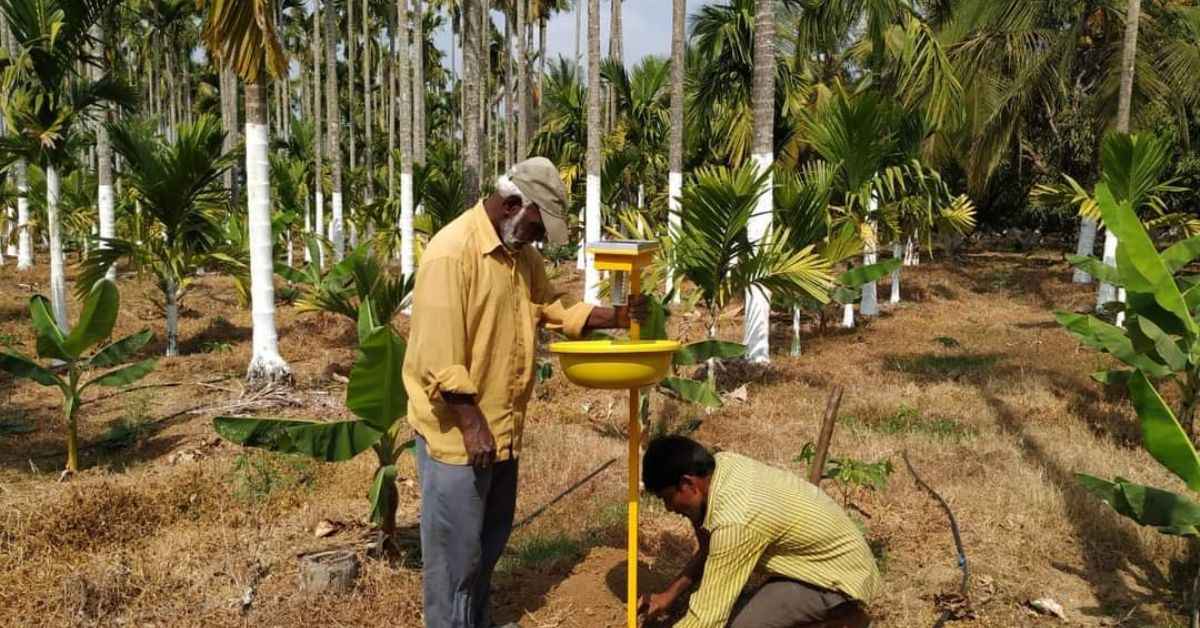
[583,0,600,304]
[0,0,130,330]
[79,116,245,356]
[198,0,293,387]
[1095,0,1142,315]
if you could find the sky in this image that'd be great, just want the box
[432,1,721,73]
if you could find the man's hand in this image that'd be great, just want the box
[444,392,496,468]
[623,293,650,328]
[637,590,677,622]
[461,419,496,468]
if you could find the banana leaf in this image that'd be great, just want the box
[673,340,746,366]
[214,416,384,462]
[1077,473,1200,536]
[660,377,722,408]
[86,359,158,389]
[89,330,154,368]
[1055,311,1172,378]
[1097,182,1196,335]
[29,296,71,361]
[1162,236,1200,274]
[63,279,118,357]
[838,258,901,288]
[1128,370,1200,492]
[0,350,63,387]
[1066,255,1123,287]
[368,464,398,527]
[346,327,408,431]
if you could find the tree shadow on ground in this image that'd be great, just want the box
[878,342,1180,620]
[177,316,252,355]
[979,387,1177,624]
[881,351,1141,448]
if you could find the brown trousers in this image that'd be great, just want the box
[727,579,869,628]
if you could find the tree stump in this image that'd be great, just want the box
[298,550,359,594]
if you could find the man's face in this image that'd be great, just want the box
[656,476,706,524]
[500,197,547,249]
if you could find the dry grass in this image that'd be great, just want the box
[1,250,1196,626]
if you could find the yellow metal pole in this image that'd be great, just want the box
[627,267,641,628]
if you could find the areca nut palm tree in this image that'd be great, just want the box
[199,0,293,387]
[398,0,415,279]
[1,0,129,330]
[91,22,116,282]
[674,164,833,361]
[743,0,774,362]
[323,0,344,261]
[15,158,31,269]
[79,115,242,357]
[584,0,600,304]
[666,0,685,299]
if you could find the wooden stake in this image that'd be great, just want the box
[808,386,844,485]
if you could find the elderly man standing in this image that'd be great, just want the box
[404,157,646,628]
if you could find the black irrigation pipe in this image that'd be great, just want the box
[903,450,970,596]
[513,457,618,530]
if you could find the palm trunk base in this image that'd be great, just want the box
[247,353,294,390]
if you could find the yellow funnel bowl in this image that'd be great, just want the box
[549,340,682,390]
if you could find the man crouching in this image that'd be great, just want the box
[639,436,878,627]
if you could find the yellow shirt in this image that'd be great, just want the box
[676,452,881,628]
[403,203,594,465]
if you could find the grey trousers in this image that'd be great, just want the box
[415,437,519,628]
[728,578,859,628]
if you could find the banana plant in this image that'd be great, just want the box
[1056,163,1200,438]
[213,302,413,537]
[0,279,156,473]
[1062,174,1200,619]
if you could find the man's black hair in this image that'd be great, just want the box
[642,436,716,493]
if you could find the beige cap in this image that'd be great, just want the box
[508,156,569,246]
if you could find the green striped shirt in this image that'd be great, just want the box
[675,452,880,628]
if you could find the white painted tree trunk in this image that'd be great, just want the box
[1097,228,1118,310]
[860,211,879,317]
[667,170,681,299]
[315,188,325,267]
[903,234,919,266]
[842,303,855,328]
[47,164,69,330]
[4,205,14,258]
[16,161,31,270]
[99,183,116,281]
[790,306,801,357]
[584,174,601,304]
[286,231,294,268]
[303,196,312,263]
[331,192,344,261]
[637,183,644,209]
[165,276,179,357]
[401,173,414,278]
[890,242,902,304]
[244,89,292,387]
[743,151,773,363]
[577,208,586,270]
[1074,217,1098,284]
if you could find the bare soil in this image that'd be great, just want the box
[0,250,1195,627]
